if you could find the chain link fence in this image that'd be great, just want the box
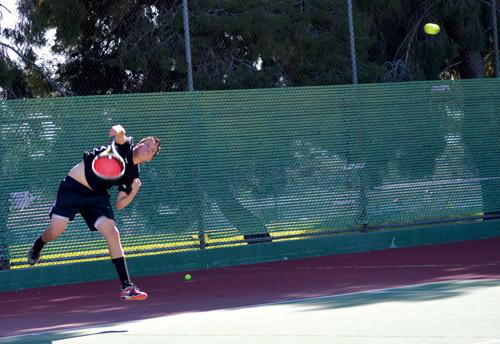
[0,0,499,98]
[2,79,500,270]
[1,1,500,271]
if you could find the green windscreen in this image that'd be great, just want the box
[1,79,499,269]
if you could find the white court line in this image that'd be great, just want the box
[471,340,500,344]
[227,262,500,270]
[227,278,500,310]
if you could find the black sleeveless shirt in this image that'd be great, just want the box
[83,138,140,194]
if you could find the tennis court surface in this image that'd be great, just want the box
[1,237,500,344]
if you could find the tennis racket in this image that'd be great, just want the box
[91,138,126,180]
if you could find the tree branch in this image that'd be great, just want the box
[0,41,76,96]
[0,3,11,13]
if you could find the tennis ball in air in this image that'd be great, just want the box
[184,273,192,281]
[424,23,440,35]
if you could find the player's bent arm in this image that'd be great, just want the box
[116,178,141,210]
[109,124,127,145]
[116,190,138,210]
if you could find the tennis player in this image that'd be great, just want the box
[27,125,160,301]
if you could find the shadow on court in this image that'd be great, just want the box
[1,237,500,342]
[292,279,500,312]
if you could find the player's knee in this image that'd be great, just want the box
[96,217,120,241]
[44,218,68,241]
[103,227,121,243]
[110,226,120,237]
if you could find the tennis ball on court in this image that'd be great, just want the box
[424,23,440,35]
[184,273,192,281]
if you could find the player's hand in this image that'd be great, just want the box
[109,125,125,138]
[131,178,142,192]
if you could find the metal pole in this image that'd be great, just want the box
[182,0,194,91]
[347,0,358,84]
[492,0,500,77]
[182,0,203,248]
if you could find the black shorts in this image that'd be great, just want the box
[49,176,115,231]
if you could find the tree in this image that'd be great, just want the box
[13,0,186,95]
[357,0,495,82]
[6,0,500,97]
[188,0,354,89]
[0,2,31,99]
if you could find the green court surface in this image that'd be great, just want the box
[3,279,500,344]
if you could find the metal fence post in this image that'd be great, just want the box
[347,0,358,84]
[0,195,11,270]
[182,0,194,91]
[492,0,500,77]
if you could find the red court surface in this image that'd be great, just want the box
[1,237,500,339]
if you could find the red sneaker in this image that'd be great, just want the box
[120,283,148,301]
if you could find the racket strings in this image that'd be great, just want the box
[93,156,124,179]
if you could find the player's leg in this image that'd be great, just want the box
[28,215,69,265]
[93,216,148,301]
[41,215,70,242]
[94,216,124,258]
[28,177,79,265]
[82,196,148,301]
